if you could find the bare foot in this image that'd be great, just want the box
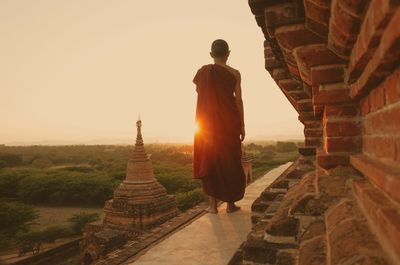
[206,207,218,214]
[226,203,241,213]
[207,196,218,214]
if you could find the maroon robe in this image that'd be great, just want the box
[193,64,246,202]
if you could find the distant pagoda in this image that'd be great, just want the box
[241,147,254,185]
[81,119,178,264]
[102,119,178,235]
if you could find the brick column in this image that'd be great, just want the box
[304,119,322,147]
[312,83,361,169]
[317,104,361,168]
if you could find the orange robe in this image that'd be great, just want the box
[193,64,246,202]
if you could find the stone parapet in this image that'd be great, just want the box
[229,158,393,265]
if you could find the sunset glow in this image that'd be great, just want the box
[194,121,201,135]
[0,0,303,145]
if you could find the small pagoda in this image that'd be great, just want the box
[81,119,178,264]
[102,119,178,235]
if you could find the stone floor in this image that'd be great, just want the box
[124,163,292,265]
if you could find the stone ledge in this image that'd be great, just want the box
[298,147,316,156]
[231,156,396,265]
[316,148,350,169]
[230,158,316,265]
[92,203,207,265]
[353,179,400,264]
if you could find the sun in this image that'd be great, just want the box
[194,121,201,135]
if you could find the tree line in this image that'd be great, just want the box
[0,142,300,254]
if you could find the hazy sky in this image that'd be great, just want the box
[0,0,303,145]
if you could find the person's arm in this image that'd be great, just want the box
[234,71,245,142]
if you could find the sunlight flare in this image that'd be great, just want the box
[194,121,201,135]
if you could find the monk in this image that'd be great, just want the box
[193,39,246,214]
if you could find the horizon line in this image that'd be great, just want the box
[1,136,304,147]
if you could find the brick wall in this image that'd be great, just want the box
[361,69,400,166]
[248,0,400,263]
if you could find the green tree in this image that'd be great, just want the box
[17,171,116,206]
[0,168,31,198]
[16,225,71,256]
[68,212,100,234]
[276,141,298,152]
[31,156,53,168]
[0,202,38,250]
[0,154,23,168]
[176,188,206,211]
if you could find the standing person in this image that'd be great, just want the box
[193,39,246,214]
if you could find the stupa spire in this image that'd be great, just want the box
[131,118,147,162]
[135,119,144,146]
[124,118,154,182]
[82,116,178,256]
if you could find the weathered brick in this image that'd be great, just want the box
[278,79,302,92]
[287,63,301,77]
[272,68,289,81]
[304,0,330,27]
[363,103,400,135]
[275,24,324,51]
[327,217,384,265]
[380,208,400,259]
[297,99,313,112]
[311,64,345,85]
[363,136,397,161]
[282,49,297,67]
[313,83,351,105]
[298,111,315,123]
[348,0,399,82]
[328,0,366,57]
[298,146,317,156]
[340,0,371,16]
[249,0,267,15]
[396,137,400,162]
[353,179,400,260]
[351,155,400,203]
[265,57,283,70]
[303,82,312,97]
[248,0,400,261]
[294,44,345,85]
[306,15,329,36]
[264,46,274,58]
[360,96,370,116]
[313,104,324,117]
[388,176,400,204]
[305,128,323,137]
[324,136,361,152]
[316,148,349,169]
[264,2,305,29]
[350,7,400,98]
[331,0,363,34]
[353,180,387,224]
[306,137,322,147]
[325,200,354,231]
[351,156,389,194]
[384,68,400,105]
[304,120,322,129]
[324,104,359,117]
[369,85,386,112]
[298,235,326,265]
[324,120,361,137]
[288,90,309,100]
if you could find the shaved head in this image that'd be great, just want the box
[211,39,229,58]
